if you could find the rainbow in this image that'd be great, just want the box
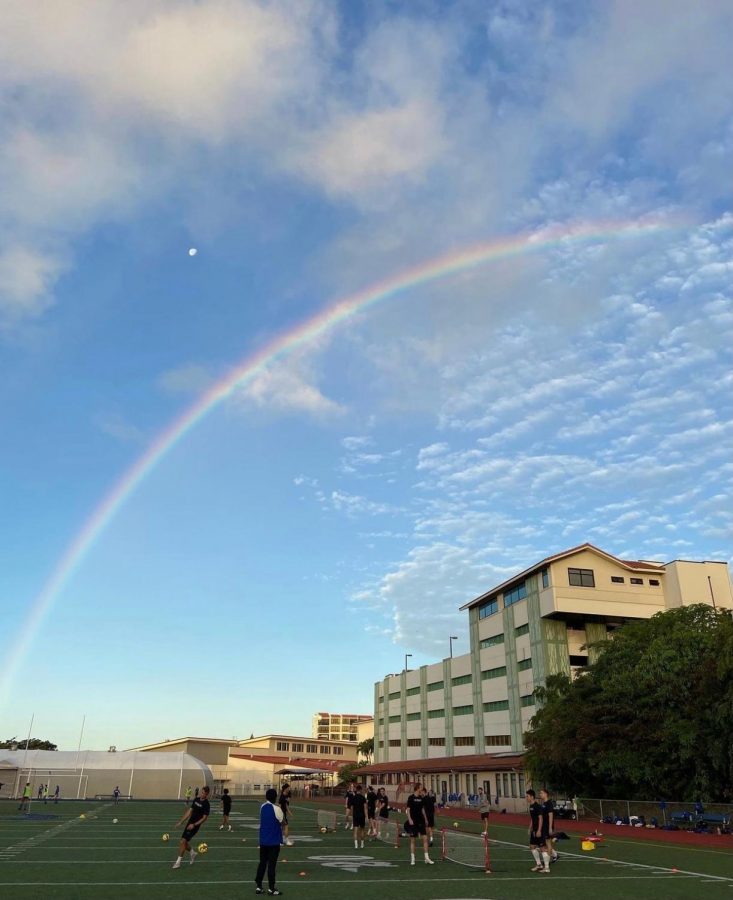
[0,217,677,701]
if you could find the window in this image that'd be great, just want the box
[568,567,595,587]
[480,634,505,649]
[378,741,384,748]
[427,680,444,692]
[388,691,400,700]
[611,576,625,583]
[453,704,474,716]
[502,773,509,795]
[649,579,660,586]
[482,666,507,680]
[479,598,499,619]
[389,739,401,747]
[510,772,518,797]
[541,568,549,588]
[333,746,344,755]
[388,715,401,723]
[319,745,330,754]
[406,712,420,721]
[427,708,445,719]
[569,655,588,667]
[378,695,384,704]
[504,581,528,606]
[276,742,289,751]
[454,736,475,746]
[484,734,512,747]
[292,743,304,752]
[520,694,535,708]
[517,658,532,671]
[306,743,317,753]
[630,577,643,585]
[429,737,445,746]
[451,674,472,686]
[406,738,421,747]
[484,699,509,712]
[515,623,529,637]
[406,686,420,696]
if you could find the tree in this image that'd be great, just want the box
[357,737,374,762]
[0,738,58,751]
[524,605,733,801]
[338,760,369,786]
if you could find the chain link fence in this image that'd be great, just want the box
[577,797,732,830]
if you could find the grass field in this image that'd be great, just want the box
[1,798,731,899]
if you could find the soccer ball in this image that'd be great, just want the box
[320,826,327,833]
[453,821,459,827]
[79,814,86,820]
[112,818,118,824]
[197,842,208,854]
[162,833,170,842]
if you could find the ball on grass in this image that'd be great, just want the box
[197,842,208,854]
[299,871,306,876]
[453,821,459,828]
[320,826,327,833]
[79,814,86,820]
[112,818,118,824]
[162,833,170,842]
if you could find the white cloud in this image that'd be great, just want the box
[157,364,216,396]
[0,245,64,323]
[237,360,344,419]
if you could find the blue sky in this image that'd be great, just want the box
[0,0,731,751]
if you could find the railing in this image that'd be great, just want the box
[577,797,733,828]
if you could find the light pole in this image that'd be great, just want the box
[449,636,458,658]
[405,653,412,672]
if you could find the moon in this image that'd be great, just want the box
[188,248,198,257]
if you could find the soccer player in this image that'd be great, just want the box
[172,785,210,869]
[53,785,60,804]
[366,784,377,837]
[113,786,121,805]
[539,788,558,863]
[406,783,433,866]
[344,781,355,830]
[351,784,367,849]
[423,786,436,846]
[478,786,491,835]
[375,787,389,838]
[219,787,232,831]
[184,786,192,805]
[526,789,550,873]
[18,782,32,812]
[255,788,284,896]
[278,782,294,846]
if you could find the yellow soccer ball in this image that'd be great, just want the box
[453,821,459,827]
[320,826,327,833]
[162,833,170,842]
[197,842,208,854]
[79,814,86,820]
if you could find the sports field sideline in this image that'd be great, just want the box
[1,798,731,899]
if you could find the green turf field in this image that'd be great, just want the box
[1,798,731,899]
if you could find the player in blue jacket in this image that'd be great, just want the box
[255,788,284,896]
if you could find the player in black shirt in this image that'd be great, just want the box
[344,782,355,830]
[422,788,436,847]
[526,788,550,873]
[539,788,558,863]
[219,788,232,831]
[366,785,377,837]
[278,783,294,846]
[350,784,368,849]
[375,787,389,839]
[406,783,434,865]
[173,785,211,869]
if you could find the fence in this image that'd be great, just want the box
[577,797,733,827]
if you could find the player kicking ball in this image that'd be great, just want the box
[173,785,210,868]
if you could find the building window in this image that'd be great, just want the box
[453,704,474,716]
[451,674,472,687]
[520,694,535,708]
[319,745,330,754]
[388,715,401,723]
[569,655,588,667]
[517,658,532,671]
[378,695,384,704]
[427,708,445,719]
[388,691,400,700]
[515,623,529,637]
[484,699,509,712]
[454,736,475,746]
[649,579,660,586]
[406,686,420,696]
[406,738,421,747]
[482,666,507,680]
[510,772,518,797]
[306,743,317,753]
[502,773,509,795]
[389,739,401,747]
[504,581,528,606]
[541,568,549,588]
[630,577,643,585]
[276,742,290,751]
[480,634,504,649]
[568,567,595,587]
[333,746,344,755]
[484,734,512,747]
[479,598,499,619]
[292,743,304,752]
[611,576,625,583]
[427,681,444,692]
[406,712,421,721]
[378,740,384,748]
[428,737,445,746]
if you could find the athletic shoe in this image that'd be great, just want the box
[228,826,233,831]
[551,854,558,863]
[285,839,294,846]
[219,825,224,830]
[189,850,197,865]
[424,857,434,865]
[255,889,263,896]
[541,868,550,873]
[172,859,182,869]
[267,891,283,896]
[410,855,416,866]
[531,865,542,871]
[360,842,364,849]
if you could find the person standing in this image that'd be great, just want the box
[526,789,549,874]
[539,788,558,863]
[278,783,294,846]
[113,786,121,805]
[406,783,433,866]
[18,782,32,812]
[344,781,355,830]
[184,786,192,806]
[478,787,491,835]
[254,787,284,896]
[53,784,60,804]
[366,785,378,837]
[172,785,210,869]
[376,787,389,838]
[42,784,49,805]
[37,784,44,801]
[219,788,232,831]
[423,787,436,847]
[351,784,367,849]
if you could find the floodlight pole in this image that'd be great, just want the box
[405,653,412,672]
[449,636,458,658]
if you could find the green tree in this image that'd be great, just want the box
[357,737,374,762]
[524,605,733,801]
[0,738,58,751]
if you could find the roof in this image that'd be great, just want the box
[461,542,665,611]
[230,753,342,773]
[127,737,240,751]
[0,749,211,773]
[357,752,524,775]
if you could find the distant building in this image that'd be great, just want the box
[364,543,732,811]
[312,712,373,743]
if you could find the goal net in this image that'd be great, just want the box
[441,827,491,873]
[317,809,344,831]
[374,819,400,848]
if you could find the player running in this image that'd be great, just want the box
[406,783,434,866]
[526,788,550,873]
[172,785,210,869]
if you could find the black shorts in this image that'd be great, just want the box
[183,823,201,841]
[406,821,426,836]
[353,813,366,828]
[425,811,435,827]
[529,831,549,847]
[481,811,490,820]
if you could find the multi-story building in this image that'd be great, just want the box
[312,712,373,743]
[372,543,732,769]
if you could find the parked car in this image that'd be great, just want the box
[554,799,577,820]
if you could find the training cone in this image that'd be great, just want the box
[582,840,595,851]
